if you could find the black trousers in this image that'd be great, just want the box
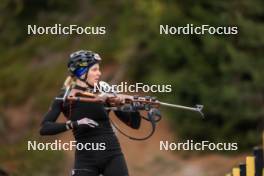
[71,154,129,176]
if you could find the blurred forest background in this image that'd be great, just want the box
[0,0,263,175]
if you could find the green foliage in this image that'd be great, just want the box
[127,0,264,149]
[0,0,76,49]
[0,0,263,157]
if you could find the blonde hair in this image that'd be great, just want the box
[63,76,76,89]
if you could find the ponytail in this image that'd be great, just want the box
[63,76,76,89]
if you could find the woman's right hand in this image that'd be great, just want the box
[77,117,99,128]
[107,96,125,106]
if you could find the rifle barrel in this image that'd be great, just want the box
[159,102,204,118]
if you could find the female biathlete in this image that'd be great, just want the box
[39,50,141,176]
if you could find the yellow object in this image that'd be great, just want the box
[232,167,240,176]
[225,174,231,176]
[246,156,255,176]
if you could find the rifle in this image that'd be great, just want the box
[55,81,204,140]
